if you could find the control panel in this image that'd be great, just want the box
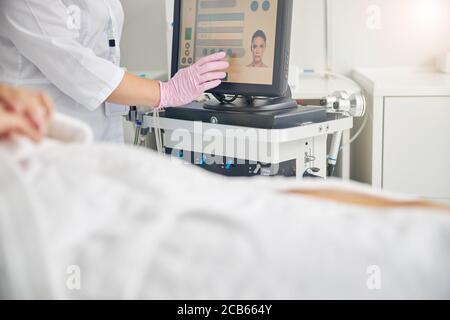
[166,148,296,177]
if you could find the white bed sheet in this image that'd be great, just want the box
[0,118,449,300]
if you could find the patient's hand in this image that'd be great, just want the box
[0,84,54,142]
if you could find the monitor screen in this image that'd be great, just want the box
[178,0,278,86]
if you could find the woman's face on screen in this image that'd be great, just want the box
[251,37,266,64]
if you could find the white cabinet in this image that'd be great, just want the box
[383,97,450,198]
[352,69,450,203]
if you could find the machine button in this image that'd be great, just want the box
[251,1,259,11]
[210,116,219,124]
[262,0,271,11]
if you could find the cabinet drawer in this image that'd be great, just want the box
[383,97,450,198]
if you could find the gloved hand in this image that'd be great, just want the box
[158,52,229,108]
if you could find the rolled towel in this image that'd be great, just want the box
[46,113,93,144]
[0,114,93,163]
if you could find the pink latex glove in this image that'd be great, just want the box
[158,52,229,108]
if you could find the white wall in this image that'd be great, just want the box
[326,0,450,74]
[120,0,167,72]
[290,0,450,74]
[120,0,450,75]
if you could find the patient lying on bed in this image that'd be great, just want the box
[1,84,449,300]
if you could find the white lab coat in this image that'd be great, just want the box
[0,0,128,142]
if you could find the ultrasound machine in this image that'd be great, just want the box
[129,0,364,178]
[166,0,328,128]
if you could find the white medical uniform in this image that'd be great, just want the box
[0,0,128,142]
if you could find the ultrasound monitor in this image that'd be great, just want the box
[171,0,294,99]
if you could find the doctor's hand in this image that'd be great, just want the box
[0,84,54,142]
[158,52,229,108]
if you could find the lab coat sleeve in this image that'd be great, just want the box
[0,0,125,111]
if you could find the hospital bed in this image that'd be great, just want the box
[0,115,449,300]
